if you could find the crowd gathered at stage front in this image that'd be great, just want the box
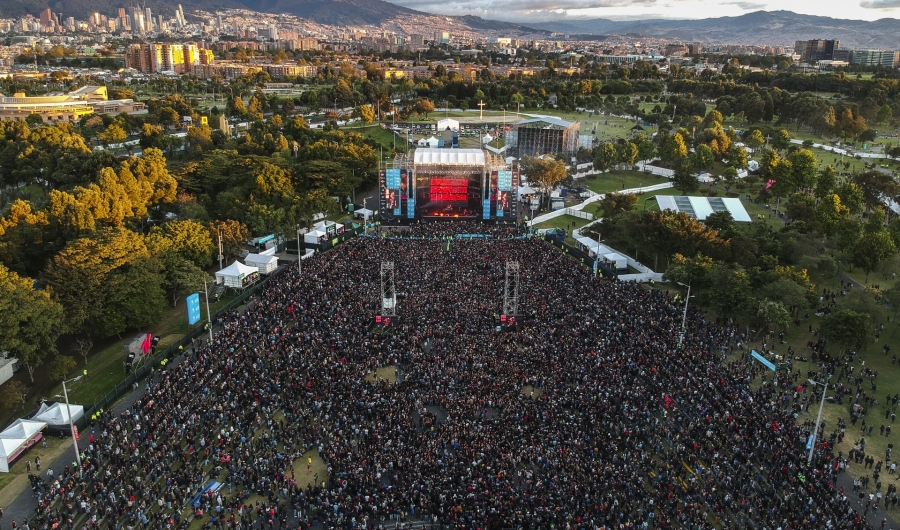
[19,222,877,530]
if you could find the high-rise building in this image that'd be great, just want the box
[794,39,839,63]
[66,17,75,31]
[145,7,154,32]
[39,8,54,28]
[175,4,186,28]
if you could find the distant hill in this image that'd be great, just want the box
[0,0,544,36]
[534,10,900,49]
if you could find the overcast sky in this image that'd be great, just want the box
[388,0,900,23]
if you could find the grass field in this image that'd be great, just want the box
[0,435,71,509]
[583,170,669,195]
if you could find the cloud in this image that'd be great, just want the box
[723,1,767,9]
[390,0,659,21]
[860,0,900,7]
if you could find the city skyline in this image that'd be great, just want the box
[387,0,900,23]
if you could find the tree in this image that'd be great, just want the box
[759,149,780,179]
[725,145,748,169]
[618,142,639,170]
[876,104,893,126]
[821,309,873,352]
[703,265,753,321]
[0,264,64,382]
[597,192,638,218]
[786,149,818,190]
[520,155,567,208]
[593,143,619,172]
[416,99,435,118]
[745,129,766,151]
[97,123,127,146]
[208,220,250,265]
[757,278,809,314]
[836,182,864,215]
[815,165,837,200]
[785,193,816,223]
[358,104,375,124]
[663,252,714,289]
[850,228,896,283]
[691,144,715,171]
[227,96,246,117]
[756,299,790,333]
[48,355,77,382]
[672,160,699,194]
[853,170,900,209]
[659,133,688,166]
[704,210,734,233]
[0,381,28,411]
[150,219,214,269]
[815,194,850,237]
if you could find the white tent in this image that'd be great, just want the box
[436,118,459,132]
[304,229,328,245]
[416,138,428,147]
[354,207,374,220]
[244,253,279,275]
[425,136,440,147]
[32,402,84,429]
[603,252,627,269]
[0,419,46,473]
[215,261,259,289]
[482,134,493,144]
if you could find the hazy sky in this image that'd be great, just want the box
[387,0,900,23]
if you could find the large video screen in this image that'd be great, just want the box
[429,178,468,203]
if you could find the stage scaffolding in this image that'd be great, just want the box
[506,117,580,158]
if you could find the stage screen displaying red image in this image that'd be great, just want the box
[429,178,468,203]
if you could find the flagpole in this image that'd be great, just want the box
[204,278,213,342]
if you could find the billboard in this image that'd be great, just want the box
[187,293,201,325]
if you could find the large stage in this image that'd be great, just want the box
[379,148,518,222]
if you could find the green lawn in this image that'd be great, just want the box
[533,214,593,246]
[45,291,241,409]
[583,170,669,195]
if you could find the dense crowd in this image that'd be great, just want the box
[16,222,877,530]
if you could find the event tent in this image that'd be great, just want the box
[215,261,259,289]
[32,402,83,433]
[0,419,46,473]
[654,196,752,223]
[436,118,459,132]
[482,134,493,144]
[353,207,373,220]
[244,253,279,275]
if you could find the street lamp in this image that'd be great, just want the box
[202,278,213,342]
[296,227,303,275]
[677,283,694,347]
[362,197,369,236]
[59,375,84,472]
[807,378,828,464]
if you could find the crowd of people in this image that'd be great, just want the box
[14,221,880,530]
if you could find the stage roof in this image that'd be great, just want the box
[414,148,486,166]
[515,116,575,129]
[654,196,752,223]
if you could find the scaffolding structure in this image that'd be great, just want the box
[381,261,397,316]
[506,117,580,158]
[502,261,519,317]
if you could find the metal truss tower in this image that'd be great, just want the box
[381,261,397,316]
[503,261,519,316]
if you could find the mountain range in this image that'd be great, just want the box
[4,0,900,50]
[532,11,900,49]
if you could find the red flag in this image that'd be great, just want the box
[140,334,153,355]
[766,179,776,189]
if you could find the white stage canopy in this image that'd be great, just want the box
[0,419,46,473]
[654,196,752,223]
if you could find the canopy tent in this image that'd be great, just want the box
[353,207,374,220]
[32,402,83,433]
[304,228,328,245]
[0,419,46,473]
[482,134,493,144]
[603,252,627,269]
[244,253,279,275]
[436,118,459,132]
[425,136,440,147]
[215,261,259,289]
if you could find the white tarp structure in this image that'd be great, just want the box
[244,253,278,275]
[482,134,493,144]
[654,196,752,223]
[0,357,17,387]
[604,253,627,269]
[425,136,440,147]
[0,419,46,473]
[215,261,259,289]
[413,148,484,166]
[304,229,328,245]
[32,402,84,429]
[353,207,373,220]
[436,118,459,132]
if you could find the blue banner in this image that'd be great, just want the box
[806,433,815,450]
[498,170,512,191]
[407,195,415,218]
[751,349,776,372]
[386,169,401,189]
[187,293,201,326]
[483,200,491,219]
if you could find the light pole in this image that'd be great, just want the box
[296,227,303,274]
[60,375,83,472]
[678,283,692,347]
[362,197,369,235]
[203,277,212,342]
[808,378,828,465]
